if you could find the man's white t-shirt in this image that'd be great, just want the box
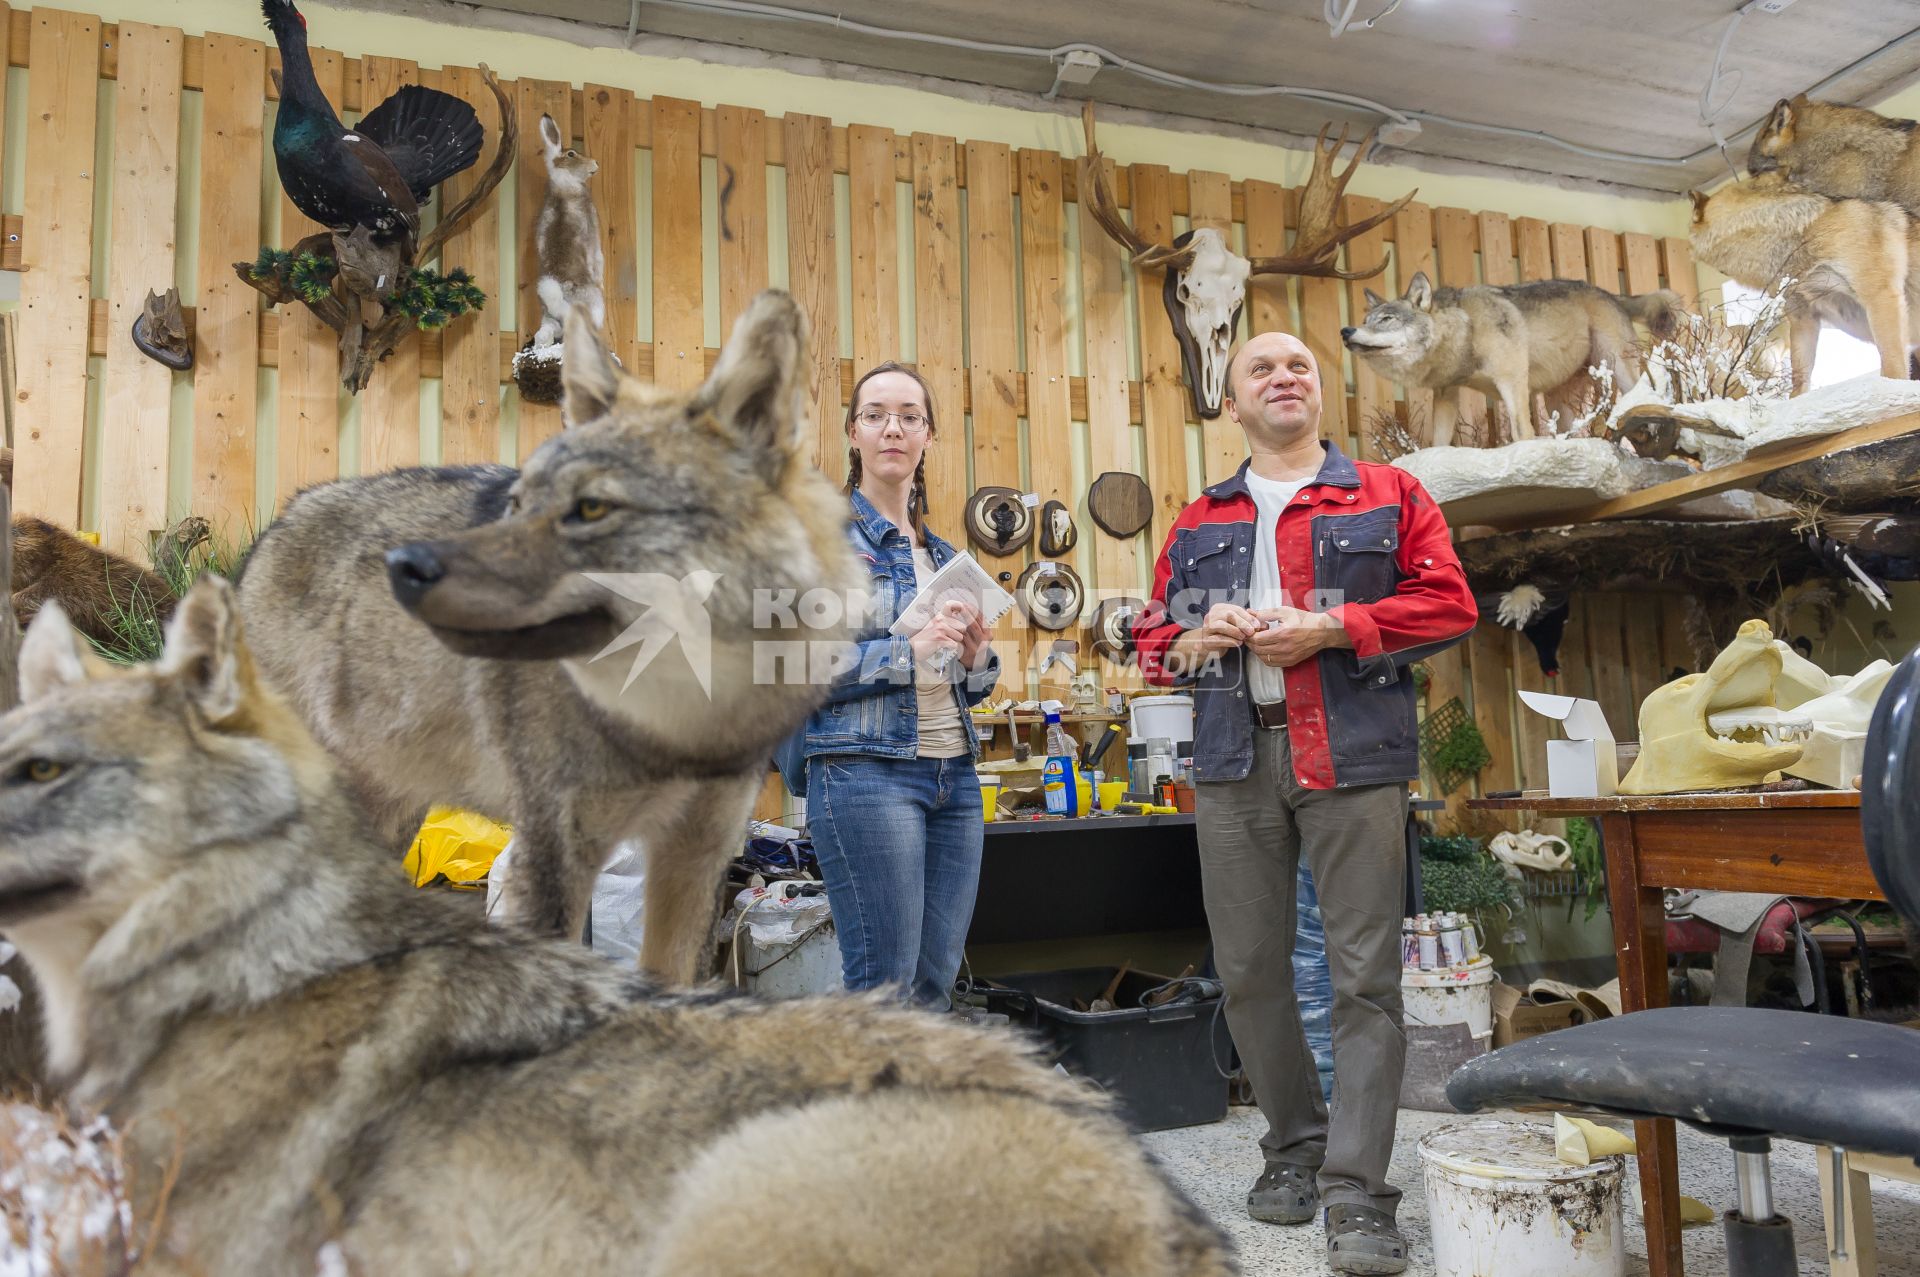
[1243,470,1310,705]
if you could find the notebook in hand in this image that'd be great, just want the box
[889,550,1016,638]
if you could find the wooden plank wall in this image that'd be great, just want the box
[2,5,1703,816]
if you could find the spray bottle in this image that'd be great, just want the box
[1041,701,1081,817]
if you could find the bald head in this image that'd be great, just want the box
[1224,331,1323,446]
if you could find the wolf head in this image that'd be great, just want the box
[385,291,859,725]
[1747,95,1805,175]
[1339,271,1438,377]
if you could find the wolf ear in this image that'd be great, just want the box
[18,604,95,704]
[1688,189,1710,222]
[1363,287,1385,308]
[1766,98,1795,137]
[159,577,248,726]
[539,113,562,155]
[696,289,809,466]
[561,307,623,428]
[1405,272,1433,311]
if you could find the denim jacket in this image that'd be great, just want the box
[774,488,1001,794]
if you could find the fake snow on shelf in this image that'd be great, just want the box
[1610,371,1920,469]
[1391,437,1792,526]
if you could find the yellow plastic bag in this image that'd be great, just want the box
[403,807,512,888]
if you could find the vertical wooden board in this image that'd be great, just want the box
[1556,601,1596,701]
[651,95,703,393]
[1434,207,1487,443]
[438,64,502,466]
[1661,237,1701,307]
[1080,153,1142,690]
[274,47,345,508]
[1511,628,1554,795]
[1130,164,1189,548]
[516,78,571,457]
[1550,223,1587,282]
[359,55,421,475]
[584,84,638,370]
[1243,179,1288,335]
[784,113,839,475]
[1468,623,1518,805]
[1393,202,1436,436]
[1624,598,1665,713]
[965,141,1025,687]
[192,33,266,528]
[1187,169,1241,485]
[0,5,11,193]
[1515,218,1553,282]
[15,8,101,527]
[715,105,768,340]
[1297,268,1347,453]
[1478,211,1517,286]
[848,124,899,373]
[1622,233,1663,296]
[1584,593,1636,742]
[1019,148,1071,508]
[98,21,181,557]
[1660,594,1698,674]
[1585,226,1623,295]
[1344,195,1395,461]
[910,133,965,540]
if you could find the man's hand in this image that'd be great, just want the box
[1191,602,1262,656]
[1247,606,1351,668]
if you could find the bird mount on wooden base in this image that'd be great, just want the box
[233,65,516,394]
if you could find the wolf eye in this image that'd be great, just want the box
[22,759,62,783]
[570,497,613,523]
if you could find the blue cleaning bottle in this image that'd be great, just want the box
[1041,701,1080,817]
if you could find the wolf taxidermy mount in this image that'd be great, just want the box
[238,292,863,983]
[1342,273,1683,446]
[239,0,517,392]
[1749,95,1920,219]
[0,578,1236,1277]
[1079,103,1413,420]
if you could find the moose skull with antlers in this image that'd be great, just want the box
[1079,104,1414,420]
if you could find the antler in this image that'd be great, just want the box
[420,65,518,263]
[1246,123,1415,281]
[1078,102,1197,275]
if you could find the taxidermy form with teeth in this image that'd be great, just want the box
[1619,619,1807,795]
[532,113,606,350]
[1772,640,1895,789]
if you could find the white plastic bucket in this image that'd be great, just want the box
[1402,956,1496,1037]
[1419,1120,1627,1277]
[1128,694,1195,749]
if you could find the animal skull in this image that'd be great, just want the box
[1619,619,1808,795]
[1165,228,1251,419]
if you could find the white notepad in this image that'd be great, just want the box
[889,550,1016,638]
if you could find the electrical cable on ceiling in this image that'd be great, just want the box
[1324,0,1405,39]
[1700,1,1763,177]
[623,0,1920,174]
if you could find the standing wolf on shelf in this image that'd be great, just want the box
[238,292,861,982]
[0,579,1237,1277]
[1341,272,1683,446]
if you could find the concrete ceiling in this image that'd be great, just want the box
[449,0,1920,193]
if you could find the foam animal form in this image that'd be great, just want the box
[531,114,605,350]
[1784,658,1895,789]
[1618,619,1810,795]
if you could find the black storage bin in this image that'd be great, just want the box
[985,967,1229,1132]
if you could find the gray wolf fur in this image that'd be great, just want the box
[0,580,1236,1277]
[1690,171,1915,391]
[237,292,862,980]
[1748,94,1920,218]
[1341,271,1684,446]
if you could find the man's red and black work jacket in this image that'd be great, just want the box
[1132,441,1477,788]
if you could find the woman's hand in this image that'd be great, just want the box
[909,609,968,668]
[956,607,991,668]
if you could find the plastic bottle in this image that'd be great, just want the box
[1041,702,1081,817]
[1415,914,1439,971]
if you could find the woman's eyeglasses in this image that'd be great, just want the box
[854,407,929,434]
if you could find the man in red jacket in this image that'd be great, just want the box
[1132,331,1475,1275]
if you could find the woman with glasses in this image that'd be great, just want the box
[773,362,1000,1008]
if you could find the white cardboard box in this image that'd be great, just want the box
[1517,690,1618,798]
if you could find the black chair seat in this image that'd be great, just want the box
[1448,1007,1920,1161]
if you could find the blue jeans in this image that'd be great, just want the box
[806,754,984,1008]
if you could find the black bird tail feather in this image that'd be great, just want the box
[357,84,484,201]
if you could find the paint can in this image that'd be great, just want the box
[1401,955,1496,1037]
[1418,1120,1627,1277]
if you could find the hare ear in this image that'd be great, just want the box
[539,114,562,153]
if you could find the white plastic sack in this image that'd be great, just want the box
[485,839,649,961]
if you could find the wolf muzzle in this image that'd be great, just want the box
[384,541,616,661]
[386,542,446,612]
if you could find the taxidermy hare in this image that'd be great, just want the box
[532,113,605,349]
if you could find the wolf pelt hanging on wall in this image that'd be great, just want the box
[238,292,860,980]
[0,577,1235,1276]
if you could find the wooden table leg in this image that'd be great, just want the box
[1601,812,1685,1277]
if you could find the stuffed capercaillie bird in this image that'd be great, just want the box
[263,0,484,243]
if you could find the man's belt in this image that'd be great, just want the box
[1252,698,1289,730]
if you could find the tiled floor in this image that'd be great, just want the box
[1143,1105,1920,1275]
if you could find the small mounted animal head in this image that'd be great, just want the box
[1079,103,1413,420]
[539,115,599,189]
